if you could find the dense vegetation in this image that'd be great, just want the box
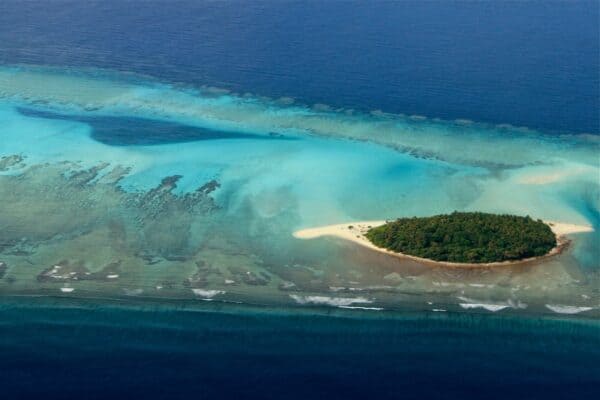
[365,212,556,263]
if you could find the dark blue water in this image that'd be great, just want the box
[0,0,597,134]
[16,107,293,145]
[1,299,599,400]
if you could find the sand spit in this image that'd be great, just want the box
[293,220,593,268]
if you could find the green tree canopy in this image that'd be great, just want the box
[365,212,556,263]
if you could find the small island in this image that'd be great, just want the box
[365,212,555,263]
[294,212,594,267]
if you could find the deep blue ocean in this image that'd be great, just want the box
[0,0,598,134]
[0,1,599,399]
[1,298,599,400]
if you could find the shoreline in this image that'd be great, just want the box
[293,220,594,268]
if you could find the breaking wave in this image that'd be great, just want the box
[545,305,594,314]
[289,295,373,307]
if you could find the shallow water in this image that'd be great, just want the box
[0,65,598,317]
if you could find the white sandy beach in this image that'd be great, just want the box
[293,220,593,268]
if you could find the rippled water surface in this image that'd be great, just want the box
[0,298,598,399]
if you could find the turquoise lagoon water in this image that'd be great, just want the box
[0,66,598,317]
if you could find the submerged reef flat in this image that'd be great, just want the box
[0,65,599,317]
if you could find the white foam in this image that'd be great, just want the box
[349,285,394,292]
[192,289,225,298]
[469,283,486,288]
[289,295,373,307]
[60,287,74,293]
[338,306,384,311]
[459,303,509,312]
[457,296,527,312]
[545,305,594,314]
[106,274,119,279]
[48,265,62,275]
